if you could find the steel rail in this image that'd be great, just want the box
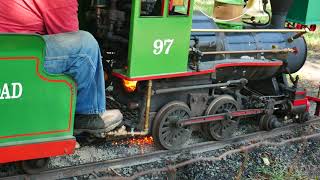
[2,117,320,180]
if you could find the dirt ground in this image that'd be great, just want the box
[298,56,320,82]
[296,52,320,97]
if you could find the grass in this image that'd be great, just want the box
[253,163,308,180]
[194,0,215,16]
[305,30,320,52]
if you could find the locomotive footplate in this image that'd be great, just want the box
[177,109,264,127]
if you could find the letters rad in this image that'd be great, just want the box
[0,83,23,100]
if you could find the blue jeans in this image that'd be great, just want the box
[43,31,106,114]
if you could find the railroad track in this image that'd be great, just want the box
[2,117,320,180]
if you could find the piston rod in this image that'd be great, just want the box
[191,28,309,33]
[201,48,296,55]
[178,109,264,127]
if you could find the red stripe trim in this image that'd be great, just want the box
[187,0,191,16]
[295,91,306,95]
[161,0,165,16]
[0,139,76,163]
[216,62,283,68]
[0,57,74,139]
[293,99,308,106]
[113,61,283,81]
[113,69,214,81]
[307,96,320,102]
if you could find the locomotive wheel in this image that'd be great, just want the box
[294,112,311,124]
[152,101,192,150]
[201,95,240,141]
[20,158,50,174]
[259,114,281,131]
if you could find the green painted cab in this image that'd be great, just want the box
[115,0,194,79]
[287,0,320,25]
[0,34,77,145]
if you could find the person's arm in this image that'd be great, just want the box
[42,2,79,34]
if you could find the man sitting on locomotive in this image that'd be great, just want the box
[0,0,123,135]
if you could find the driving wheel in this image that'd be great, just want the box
[152,101,192,150]
[201,95,240,140]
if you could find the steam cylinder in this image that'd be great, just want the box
[191,11,307,73]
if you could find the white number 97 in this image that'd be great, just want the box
[153,39,174,55]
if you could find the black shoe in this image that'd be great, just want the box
[73,110,123,136]
[74,114,106,135]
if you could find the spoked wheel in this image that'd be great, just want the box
[201,95,240,141]
[152,101,192,150]
[20,158,50,174]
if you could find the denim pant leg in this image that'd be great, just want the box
[43,31,106,114]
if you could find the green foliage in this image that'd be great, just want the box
[194,0,215,16]
[254,163,307,180]
[305,30,320,52]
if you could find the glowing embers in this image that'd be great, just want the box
[122,79,138,93]
[129,136,154,146]
[112,136,154,147]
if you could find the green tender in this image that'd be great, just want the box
[0,34,76,145]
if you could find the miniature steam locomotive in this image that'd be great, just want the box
[79,0,319,149]
[1,0,320,174]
